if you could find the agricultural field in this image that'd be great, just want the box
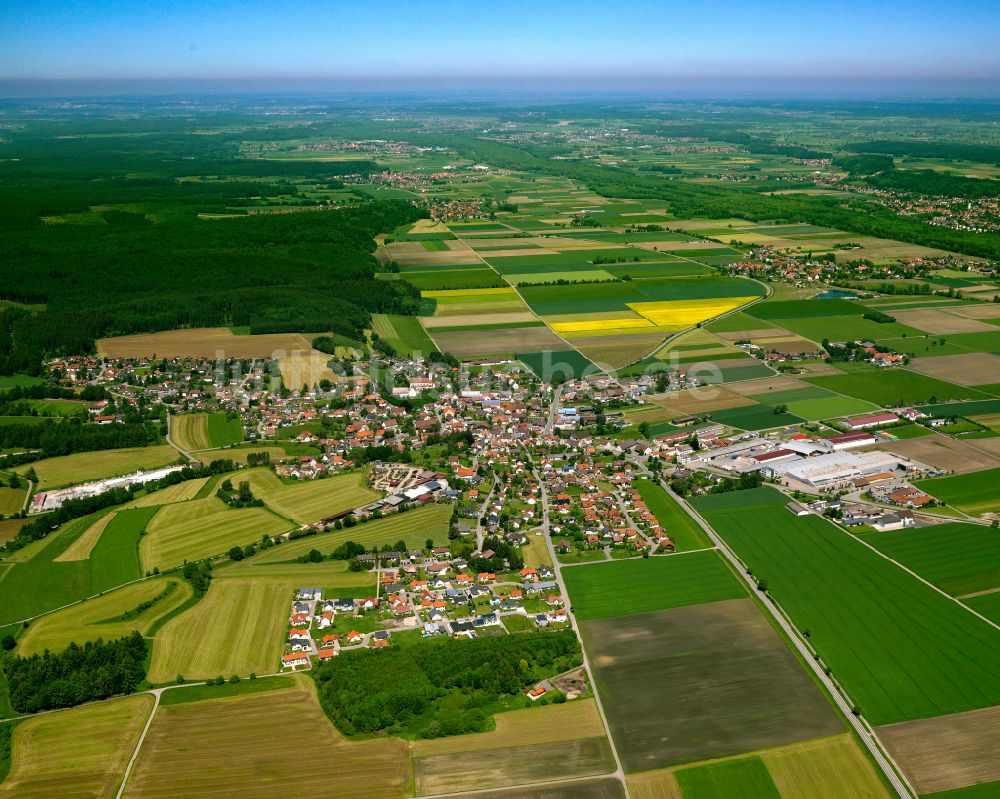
[15,444,181,489]
[248,502,452,563]
[803,366,990,407]
[16,576,193,656]
[140,497,293,571]
[171,412,244,451]
[370,312,438,357]
[863,522,1000,597]
[878,705,1000,796]
[914,468,1000,518]
[277,350,341,390]
[97,327,315,358]
[146,578,291,683]
[0,485,27,516]
[241,468,379,524]
[563,550,745,621]
[123,680,410,799]
[580,598,843,771]
[632,479,712,550]
[123,476,209,508]
[880,433,1000,474]
[693,487,1000,724]
[0,694,154,799]
[674,756,780,799]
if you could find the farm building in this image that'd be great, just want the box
[845,412,900,430]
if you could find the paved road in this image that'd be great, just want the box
[634,462,916,799]
[533,463,632,799]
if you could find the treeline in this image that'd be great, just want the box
[313,630,580,736]
[0,129,424,373]
[833,154,894,175]
[866,169,1000,199]
[0,418,158,458]
[3,632,147,713]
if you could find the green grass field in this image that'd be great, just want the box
[633,479,711,550]
[401,268,504,291]
[924,782,1000,799]
[694,487,1000,724]
[518,349,599,380]
[675,756,781,799]
[705,402,805,431]
[205,413,243,447]
[863,522,1000,596]
[371,313,439,357]
[0,486,26,516]
[563,550,745,621]
[140,497,293,571]
[915,468,1000,517]
[16,576,193,656]
[241,468,379,524]
[804,367,989,406]
[248,502,452,563]
[90,505,159,591]
[15,444,180,489]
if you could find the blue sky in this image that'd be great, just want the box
[1,0,998,90]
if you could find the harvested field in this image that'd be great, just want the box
[907,353,1000,386]
[17,576,193,656]
[573,333,670,369]
[123,680,409,799]
[0,694,153,799]
[626,771,682,799]
[880,434,1000,474]
[141,497,293,571]
[431,778,627,799]
[98,327,313,358]
[431,326,566,357]
[894,309,998,334]
[17,444,181,489]
[278,350,339,388]
[950,305,1000,320]
[414,737,615,795]
[147,577,290,682]
[413,699,605,756]
[724,375,813,396]
[241,468,378,525]
[647,387,756,415]
[879,705,1000,795]
[716,327,795,341]
[54,511,115,561]
[581,599,842,771]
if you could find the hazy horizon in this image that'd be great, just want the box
[2,0,998,99]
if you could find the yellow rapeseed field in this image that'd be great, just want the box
[551,317,654,335]
[628,297,756,327]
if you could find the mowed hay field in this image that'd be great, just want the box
[123,476,209,509]
[97,327,313,358]
[581,598,843,772]
[170,412,243,452]
[147,578,290,682]
[563,550,745,621]
[16,444,180,489]
[17,577,193,656]
[53,511,115,562]
[242,467,379,524]
[140,496,293,571]
[878,705,1000,795]
[122,680,409,799]
[249,502,453,563]
[0,694,154,799]
[760,734,892,799]
[413,699,606,756]
[694,488,1000,724]
[278,350,339,389]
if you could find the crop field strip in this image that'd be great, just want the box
[693,487,1000,725]
[914,468,1000,517]
[15,443,181,489]
[241,467,379,525]
[122,680,410,799]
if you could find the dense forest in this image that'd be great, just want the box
[3,632,147,712]
[313,629,580,737]
[0,122,423,374]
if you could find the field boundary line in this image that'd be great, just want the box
[411,771,621,799]
[837,523,1000,633]
[558,545,717,568]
